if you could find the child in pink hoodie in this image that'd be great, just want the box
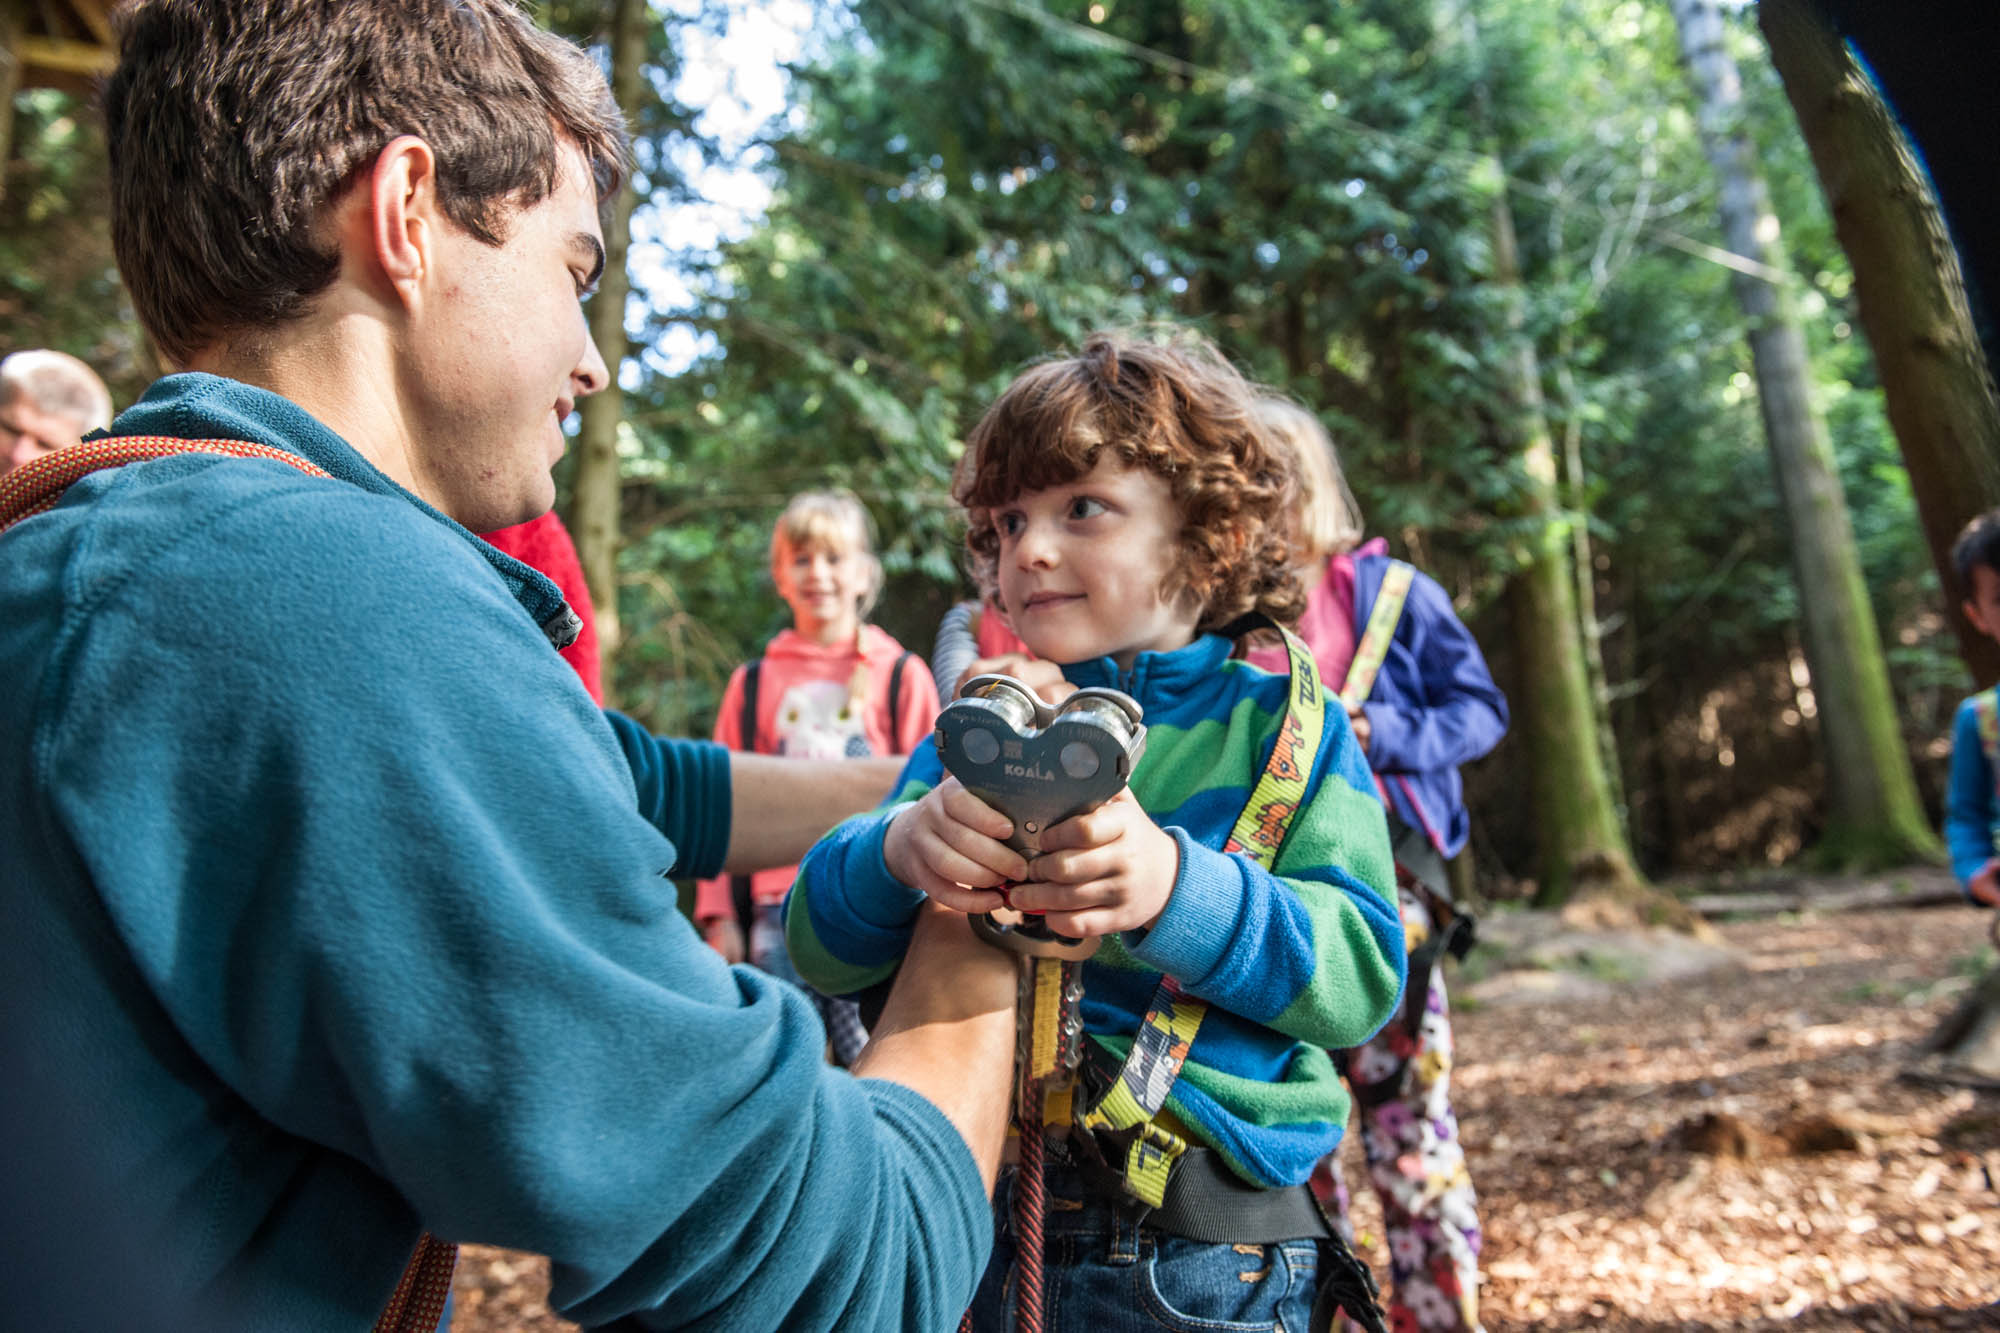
[696,491,940,1062]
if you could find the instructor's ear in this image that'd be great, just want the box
[367,135,442,310]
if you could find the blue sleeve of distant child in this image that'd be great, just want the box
[1945,697,1998,895]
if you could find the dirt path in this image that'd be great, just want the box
[1452,903,1998,1330]
[448,903,2000,1330]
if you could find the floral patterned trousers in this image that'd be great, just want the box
[1313,884,1484,1333]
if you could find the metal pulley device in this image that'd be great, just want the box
[933,674,1146,959]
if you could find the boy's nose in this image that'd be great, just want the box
[1013,521,1058,567]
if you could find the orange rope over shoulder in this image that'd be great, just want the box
[373,1233,458,1333]
[0,435,333,532]
[0,431,457,1332]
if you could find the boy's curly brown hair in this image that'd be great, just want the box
[953,329,1304,634]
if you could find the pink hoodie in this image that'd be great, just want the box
[696,623,941,918]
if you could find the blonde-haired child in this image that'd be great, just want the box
[1249,395,1507,1333]
[695,490,940,1063]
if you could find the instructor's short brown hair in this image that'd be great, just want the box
[105,0,629,365]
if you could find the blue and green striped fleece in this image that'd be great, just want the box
[786,633,1407,1188]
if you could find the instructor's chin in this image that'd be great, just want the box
[471,484,556,535]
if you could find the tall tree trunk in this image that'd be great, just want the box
[1555,343,1630,827]
[1668,0,1940,868]
[568,0,644,700]
[1448,0,1651,909]
[0,1,23,204]
[1759,0,2000,1086]
[1760,0,2000,686]
[1492,180,1649,907]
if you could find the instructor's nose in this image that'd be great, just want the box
[574,335,610,398]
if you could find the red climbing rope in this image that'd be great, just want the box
[1013,1084,1048,1333]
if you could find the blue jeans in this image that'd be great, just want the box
[965,1156,1322,1333]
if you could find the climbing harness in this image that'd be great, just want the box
[955,621,1384,1333]
[1345,562,1479,1071]
[0,437,459,1333]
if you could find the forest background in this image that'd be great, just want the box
[4,0,1992,906]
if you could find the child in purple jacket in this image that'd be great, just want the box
[1248,397,1508,1333]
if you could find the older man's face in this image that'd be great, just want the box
[0,391,89,474]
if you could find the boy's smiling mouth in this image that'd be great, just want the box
[1022,590,1083,610]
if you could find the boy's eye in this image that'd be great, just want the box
[1067,496,1106,520]
[997,512,1025,537]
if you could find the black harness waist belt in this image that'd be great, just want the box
[1150,1147,1332,1244]
[1067,1136,1330,1244]
[1063,1136,1388,1332]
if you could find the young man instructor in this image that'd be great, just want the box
[0,2,1014,1329]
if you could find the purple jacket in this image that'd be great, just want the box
[1338,547,1509,858]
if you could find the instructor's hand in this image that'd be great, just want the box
[854,902,1019,1194]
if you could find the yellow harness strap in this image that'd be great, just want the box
[1074,623,1326,1205]
[1339,560,1414,711]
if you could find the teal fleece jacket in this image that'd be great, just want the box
[0,374,989,1331]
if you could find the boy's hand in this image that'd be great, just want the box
[702,916,746,964]
[955,652,1075,706]
[1970,863,2000,907]
[883,777,1030,913]
[1013,788,1180,937]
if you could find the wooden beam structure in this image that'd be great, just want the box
[18,33,112,78]
[7,0,116,90]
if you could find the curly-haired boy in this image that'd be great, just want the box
[788,329,1406,1331]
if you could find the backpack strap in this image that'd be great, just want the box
[1074,620,1326,1207]
[1339,559,1414,709]
[0,436,459,1333]
[729,660,763,940]
[738,659,764,757]
[886,650,918,750]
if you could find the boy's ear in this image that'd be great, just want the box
[1965,598,1989,637]
[363,136,443,311]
